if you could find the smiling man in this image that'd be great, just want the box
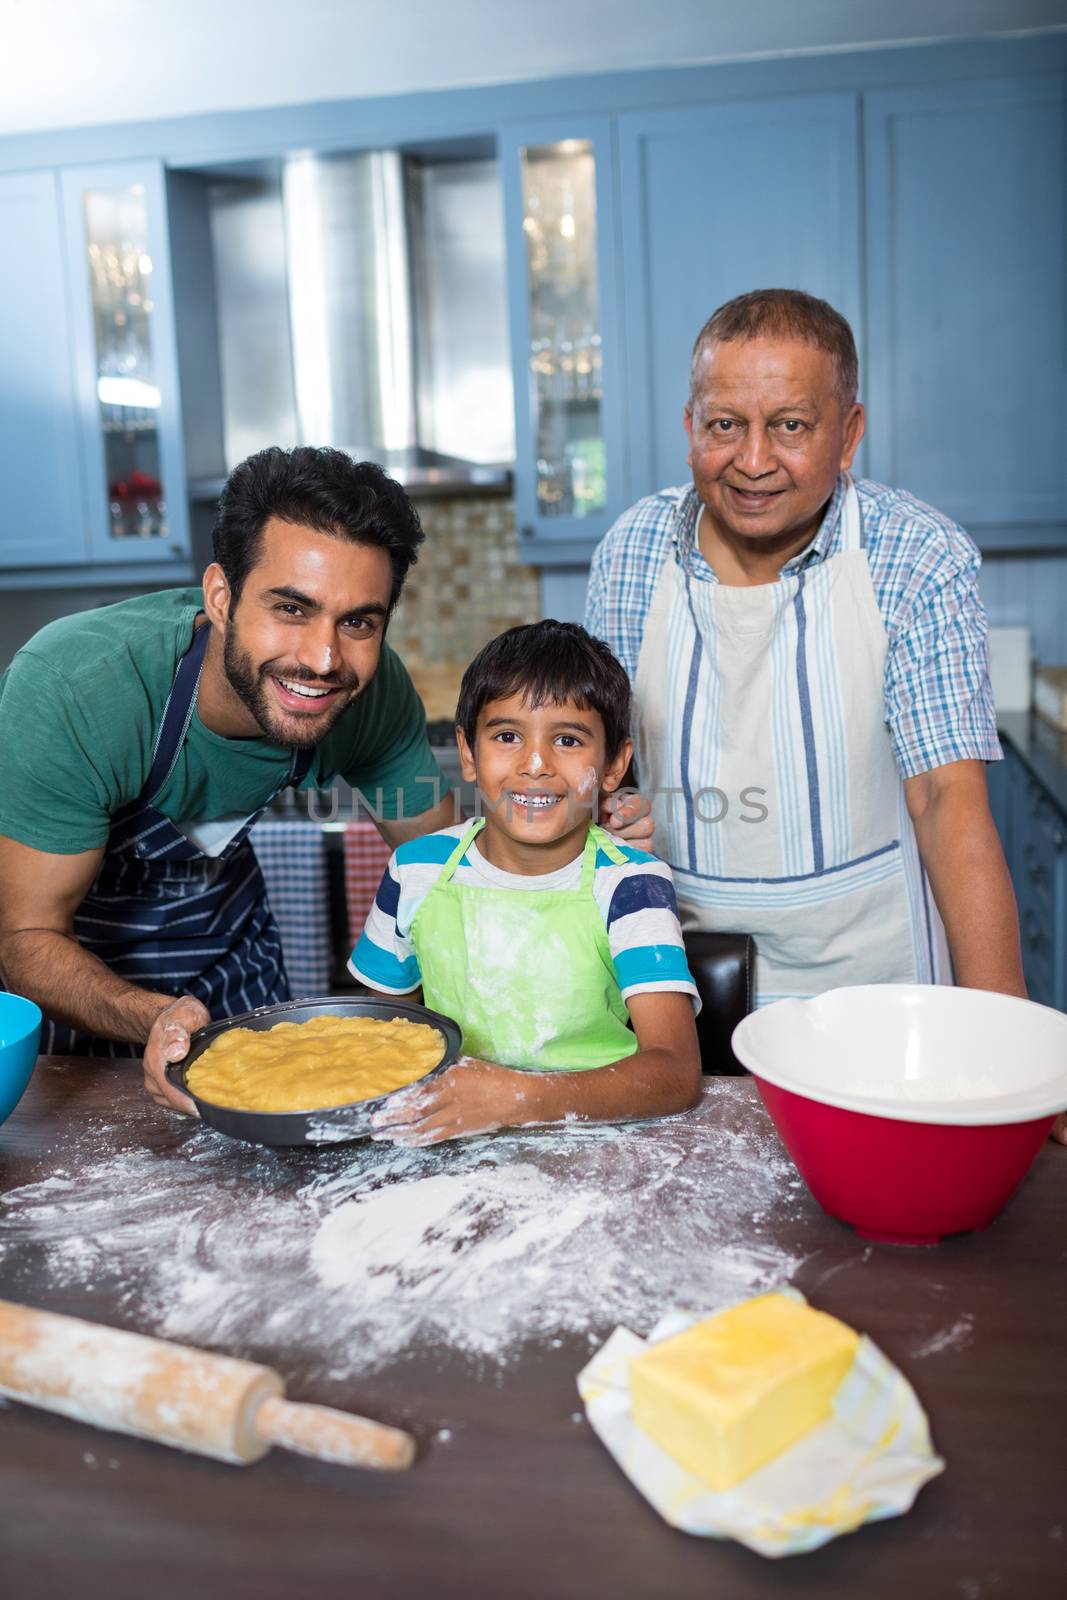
[586,289,1025,1008]
[0,446,459,1108]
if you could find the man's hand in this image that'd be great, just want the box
[599,789,656,849]
[369,1056,529,1147]
[143,994,210,1114]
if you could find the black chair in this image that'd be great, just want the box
[682,930,754,1075]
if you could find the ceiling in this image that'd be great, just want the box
[1,0,1064,136]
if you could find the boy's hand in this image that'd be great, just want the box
[369,1056,533,1147]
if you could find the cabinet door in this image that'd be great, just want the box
[865,76,1067,534]
[618,93,862,499]
[61,161,191,565]
[501,118,628,566]
[0,171,86,567]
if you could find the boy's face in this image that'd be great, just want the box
[457,693,633,850]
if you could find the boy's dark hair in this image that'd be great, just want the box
[690,288,859,407]
[456,621,632,760]
[212,445,424,614]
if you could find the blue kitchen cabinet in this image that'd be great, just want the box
[617,92,863,501]
[60,161,192,568]
[992,736,1067,1013]
[500,118,630,567]
[865,76,1067,544]
[0,171,86,567]
[1010,754,1067,1013]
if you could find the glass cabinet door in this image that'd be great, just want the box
[62,162,190,565]
[503,119,626,563]
[521,140,605,523]
[0,171,85,569]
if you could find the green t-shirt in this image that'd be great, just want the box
[0,588,445,854]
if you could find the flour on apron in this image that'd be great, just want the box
[412,820,639,1071]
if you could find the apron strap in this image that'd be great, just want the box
[588,823,630,865]
[141,620,211,805]
[285,744,314,789]
[440,817,485,884]
[839,473,864,551]
[581,823,628,890]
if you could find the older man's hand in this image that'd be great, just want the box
[143,994,209,1114]
[598,789,656,850]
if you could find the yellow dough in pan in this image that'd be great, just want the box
[186,1015,445,1112]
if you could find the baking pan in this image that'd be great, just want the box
[167,995,462,1148]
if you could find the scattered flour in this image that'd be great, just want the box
[0,1084,807,1378]
[911,1314,976,1359]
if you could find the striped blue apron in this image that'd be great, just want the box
[40,621,312,1056]
[632,476,951,1005]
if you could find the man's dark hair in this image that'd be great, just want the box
[689,289,859,407]
[212,445,424,613]
[456,621,632,761]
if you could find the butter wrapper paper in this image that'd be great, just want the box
[577,1298,945,1559]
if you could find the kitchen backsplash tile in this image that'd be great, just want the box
[387,494,541,703]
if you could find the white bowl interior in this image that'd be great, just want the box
[732,985,1067,1125]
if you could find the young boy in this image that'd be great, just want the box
[351,620,702,1146]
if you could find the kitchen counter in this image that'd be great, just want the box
[1,1063,1064,1599]
[998,712,1067,821]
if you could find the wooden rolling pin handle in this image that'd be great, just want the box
[254,1394,416,1472]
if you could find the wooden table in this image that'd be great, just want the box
[1,1060,1064,1600]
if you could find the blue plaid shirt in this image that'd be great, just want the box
[585,475,1001,781]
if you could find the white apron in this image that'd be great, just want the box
[632,477,951,1004]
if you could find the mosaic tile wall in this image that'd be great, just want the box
[386,493,542,717]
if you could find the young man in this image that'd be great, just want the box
[0,446,453,1107]
[352,621,702,1147]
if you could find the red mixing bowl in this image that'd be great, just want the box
[732,985,1067,1245]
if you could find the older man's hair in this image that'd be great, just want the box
[689,289,859,408]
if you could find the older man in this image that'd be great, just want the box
[586,289,1023,1007]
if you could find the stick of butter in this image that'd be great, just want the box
[629,1293,860,1491]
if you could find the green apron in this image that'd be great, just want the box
[411,819,639,1072]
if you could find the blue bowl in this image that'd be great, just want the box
[0,993,42,1125]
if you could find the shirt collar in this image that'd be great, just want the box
[672,473,847,583]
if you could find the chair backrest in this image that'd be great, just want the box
[682,930,754,1075]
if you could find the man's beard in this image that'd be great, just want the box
[222,622,359,750]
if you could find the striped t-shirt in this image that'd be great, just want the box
[349,823,700,1012]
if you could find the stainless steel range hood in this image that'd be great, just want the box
[201,148,514,496]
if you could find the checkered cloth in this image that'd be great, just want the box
[343,822,393,948]
[249,820,333,998]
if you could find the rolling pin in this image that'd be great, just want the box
[0,1300,415,1470]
